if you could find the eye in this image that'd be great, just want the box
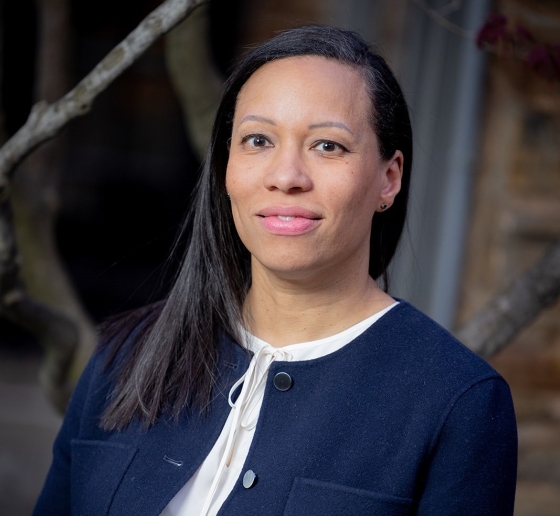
[241,134,272,148]
[312,140,347,153]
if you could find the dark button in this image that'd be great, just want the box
[243,469,257,489]
[273,372,293,391]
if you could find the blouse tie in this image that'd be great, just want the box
[198,344,293,515]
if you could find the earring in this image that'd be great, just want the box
[380,203,388,211]
[227,193,230,199]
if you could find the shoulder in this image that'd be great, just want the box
[86,301,165,390]
[371,300,502,381]
[97,301,164,364]
[349,300,511,419]
[64,303,164,434]
[359,301,516,458]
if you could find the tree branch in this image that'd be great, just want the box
[0,197,77,412]
[457,241,560,358]
[165,2,223,159]
[409,0,473,39]
[0,0,205,411]
[0,0,206,185]
[8,0,99,411]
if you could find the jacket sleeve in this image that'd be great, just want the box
[415,377,518,515]
[32,352,98,516]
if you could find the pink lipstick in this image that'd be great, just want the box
[258,206,322,235]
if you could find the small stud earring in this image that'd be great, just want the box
[380,203,388,211]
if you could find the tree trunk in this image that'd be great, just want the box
[10,0,96,407]
[165,2,223,159]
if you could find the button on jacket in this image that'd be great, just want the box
[33,301,517,516]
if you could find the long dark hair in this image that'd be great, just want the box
[100,25,413,430]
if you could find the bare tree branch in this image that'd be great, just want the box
[0,0,206,185]
[0,0,205,411]
[436,1,462,18]
[0,0,6,146]
[0,197,77,412]
[457,241,560,358]
[409,0,473,39]
[165,2,223,159]
[0,2,79,412]
[8,0,98,411]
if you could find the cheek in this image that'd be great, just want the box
[225,166,243,227]
[225,163,236,193]
[326,186,378,253]
[331,173,379,220]
[226,158,258,196]
[225,168,255,246]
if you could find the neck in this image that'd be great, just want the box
[243,262,394,347]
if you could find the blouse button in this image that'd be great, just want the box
[243,469,257,489]
[273,372,293,391]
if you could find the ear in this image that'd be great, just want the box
[376,150,404,212]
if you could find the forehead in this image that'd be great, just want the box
[233,56,371,125]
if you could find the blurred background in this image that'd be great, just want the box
[0,0,559,514]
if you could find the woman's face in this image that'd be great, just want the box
[226,56,403,281]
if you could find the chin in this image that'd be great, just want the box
[253,254,324,278]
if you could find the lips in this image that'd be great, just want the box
[257,206,322,235]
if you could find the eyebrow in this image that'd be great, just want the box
[240,115,276,126]
[308,121,354,135]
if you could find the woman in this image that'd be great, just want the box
[34,25,517,516]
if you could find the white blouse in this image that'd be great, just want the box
[161,302,398,516]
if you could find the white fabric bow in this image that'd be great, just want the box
[198,344,292,515]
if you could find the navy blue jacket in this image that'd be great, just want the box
[33,301,517,515]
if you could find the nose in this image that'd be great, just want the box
[263,145,312,193]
